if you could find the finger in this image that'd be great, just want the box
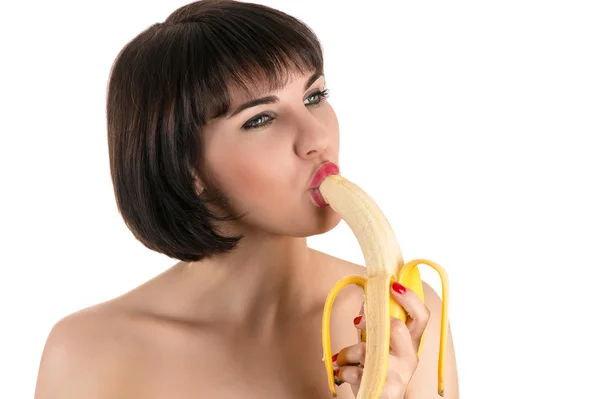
[353,313,367,342]
[356,303,365,341]
[388,316,416,363]
[391,282,431,352]
[354,312,416,360]
[334,341,366,367]
[353,313,365,330]
[335,365,363,386]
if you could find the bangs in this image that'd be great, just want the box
[164,1,324,122]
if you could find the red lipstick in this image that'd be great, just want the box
[309,161,340,207]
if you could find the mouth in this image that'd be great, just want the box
[309,161,340,207]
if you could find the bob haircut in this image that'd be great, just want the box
[106,0,325,262]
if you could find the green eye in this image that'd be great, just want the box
[241,88,330,131]
[243,114,273,130]
[304,88,330,106]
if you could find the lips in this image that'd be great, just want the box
[309,161,340,207]
[309,161,340,189]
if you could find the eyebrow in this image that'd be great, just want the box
[226,71,324,119]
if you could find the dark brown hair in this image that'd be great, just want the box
[106,0,325,262]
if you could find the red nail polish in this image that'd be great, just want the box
[332,353,338,362]
[353,315,362,325]
[392,282,406,294]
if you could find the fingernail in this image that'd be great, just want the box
[334,369,343,385]
[332,353,338,362]
[353,315,362,325]
[392,282,406,294]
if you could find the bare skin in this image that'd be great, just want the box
[35,70,459,398]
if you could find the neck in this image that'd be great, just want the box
[180,233,321,336]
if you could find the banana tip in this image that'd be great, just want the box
[439,389,444,397]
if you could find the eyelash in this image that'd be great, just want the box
[241,88,331,131]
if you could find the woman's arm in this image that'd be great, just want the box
[406,282,460,398]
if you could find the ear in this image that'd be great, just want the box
[190,166,205,196]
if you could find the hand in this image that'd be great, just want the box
[332,282,431,398]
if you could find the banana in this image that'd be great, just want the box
[319,174,449,398]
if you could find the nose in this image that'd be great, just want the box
[293,114,330,159]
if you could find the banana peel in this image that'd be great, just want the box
[319,174,449,398]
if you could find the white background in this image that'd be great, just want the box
[1,0,599,398]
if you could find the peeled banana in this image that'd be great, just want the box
[319,174,449,398]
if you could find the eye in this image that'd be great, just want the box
[304,88,330,106]
[241,88,331,131]
[242,113,274,130]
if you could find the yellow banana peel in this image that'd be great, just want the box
[319,174,449,398]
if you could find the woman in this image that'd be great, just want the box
[35,0,459,397]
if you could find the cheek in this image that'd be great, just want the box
[211,143,293,205]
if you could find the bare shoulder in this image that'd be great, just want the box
[34,261,207,399]
[34,299,132,399]
[314,249,443,308]
[310,248,367,278]
[310,248,366,313]
[33,261,183,399]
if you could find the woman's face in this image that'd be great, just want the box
[201,69,342,238]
